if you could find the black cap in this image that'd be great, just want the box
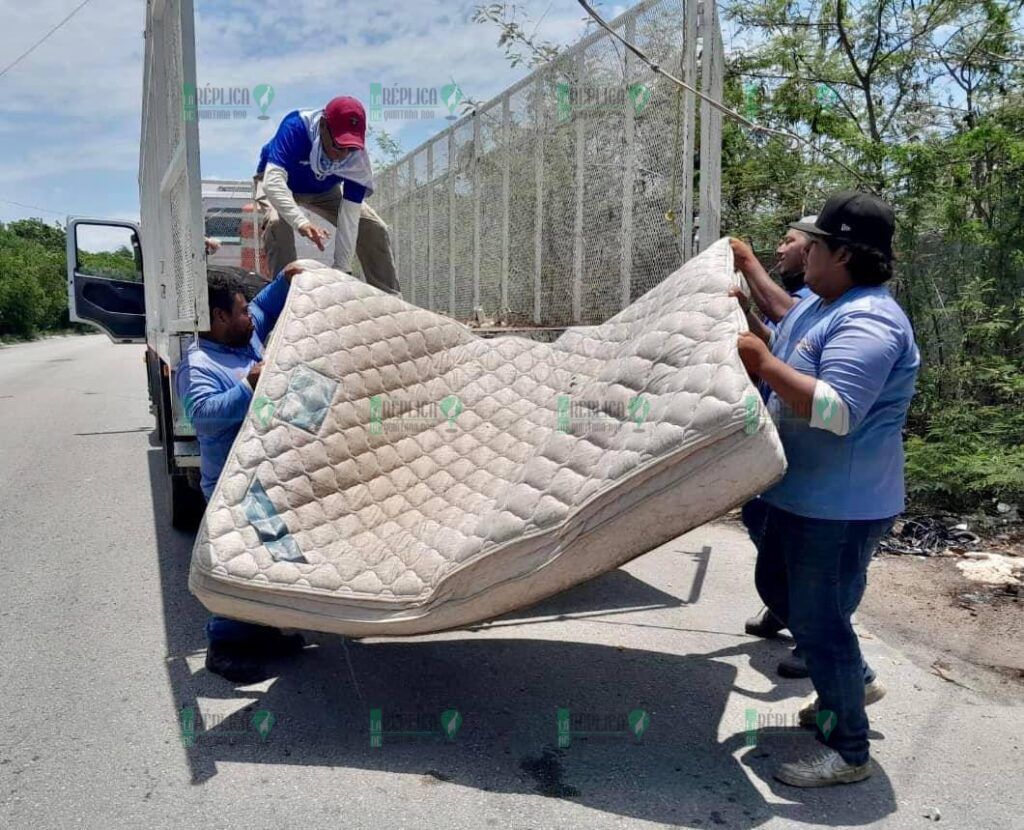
[789,191,895,257]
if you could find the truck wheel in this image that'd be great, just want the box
[170,472,205,532]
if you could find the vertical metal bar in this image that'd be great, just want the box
[681,0,698,260]
[407,156,416,305]
[501,95,511,313]
[426,141,434,311]
[699,0,723,252]
[620,16,637,311]
[533,76,544,325]
[573,49,585,323]
[472,116,482,312]
[448,130,456,316]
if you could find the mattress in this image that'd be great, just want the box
[189,238,786,637]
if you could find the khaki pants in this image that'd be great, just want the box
[254,177,402,296]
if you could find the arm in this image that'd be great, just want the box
[249,272,291,344]
[179,363,254,434]
[729,288,772,344]
[738,309,904,435]
[263,163,312,231]
[738,332,816,418]
[730,238,797,323]
[332,180,367,272]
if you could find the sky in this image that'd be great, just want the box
[0,0,635,237]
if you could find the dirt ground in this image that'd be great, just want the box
[859,551,1024,702]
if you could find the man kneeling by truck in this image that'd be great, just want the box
[174,263,307,683]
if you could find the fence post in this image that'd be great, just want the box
[534,76,544,324]
[407,156,416,305]
[698,0,723,252]
[501,95,511,314]
[473,116,482,313]
[681,0,698,260]
[427,141,434,311]
[620,16,637,311]
[448,129,456,316]
[573,49,585,323]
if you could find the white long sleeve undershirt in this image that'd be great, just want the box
[263,163,311,231]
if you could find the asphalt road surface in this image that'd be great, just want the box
[1,334,1021,829]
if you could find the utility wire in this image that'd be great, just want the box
[0,198,67,218]
[0,0,94,81]
[575,0,874,190]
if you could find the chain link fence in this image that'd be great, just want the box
[373,0,723,328]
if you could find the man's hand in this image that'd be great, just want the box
[246,362,264,389]
[737,332,772,378]
[298,224,330,251]
[729,237,758,276]
[728,286,751,315]
[282,261,306,283]
[204,237,221,255]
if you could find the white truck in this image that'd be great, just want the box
[66,0,256,529]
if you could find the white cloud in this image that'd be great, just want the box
[0,0,610,219]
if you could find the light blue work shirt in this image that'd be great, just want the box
[761,284,920,521]
[173,274,290,499]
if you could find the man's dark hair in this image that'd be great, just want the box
[206,266,257,315]
[824,238,894,286]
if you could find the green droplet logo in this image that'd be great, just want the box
[743,393,760,434]
[816,709,836,739]
[251,709,275,741]
[253,83,275,120]
[628,709,650,739]
[628,83,651,115]
[253,395,275,427]
[440,395,463,430]
[628,395,650,429]
[440,709,462,740]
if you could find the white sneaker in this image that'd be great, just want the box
[798,678,887,727]
[774,748,873,788]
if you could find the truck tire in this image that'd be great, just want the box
[170,472,205,532]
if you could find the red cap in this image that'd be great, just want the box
[323,96,366,150]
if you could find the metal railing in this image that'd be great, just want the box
[373,0,723,327]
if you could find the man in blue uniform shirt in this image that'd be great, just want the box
[735,191,920,787]
[731,219,818,680]
[174,263,306,683]
[255,96,401,295]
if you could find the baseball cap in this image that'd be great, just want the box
[323,96,366,150]
[790,191,894,257]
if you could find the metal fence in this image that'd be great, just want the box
[373,0,723,327]
[139,0,208,334]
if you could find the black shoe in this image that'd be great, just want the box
[777,649,810,678]
[205,642,271,684]
[745,607,786,639]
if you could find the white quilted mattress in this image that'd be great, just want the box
[189,238,785,637]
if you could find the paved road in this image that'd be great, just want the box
[1,334,1021,829]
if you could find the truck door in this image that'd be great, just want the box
[66,218,146,343]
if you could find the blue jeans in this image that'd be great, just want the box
[748,502,893,765]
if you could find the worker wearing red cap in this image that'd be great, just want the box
[254,96,401,294]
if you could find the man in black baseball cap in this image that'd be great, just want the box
[788,190,895,260]
[733,188,919,787]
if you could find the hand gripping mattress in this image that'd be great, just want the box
[189,238,786,637]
